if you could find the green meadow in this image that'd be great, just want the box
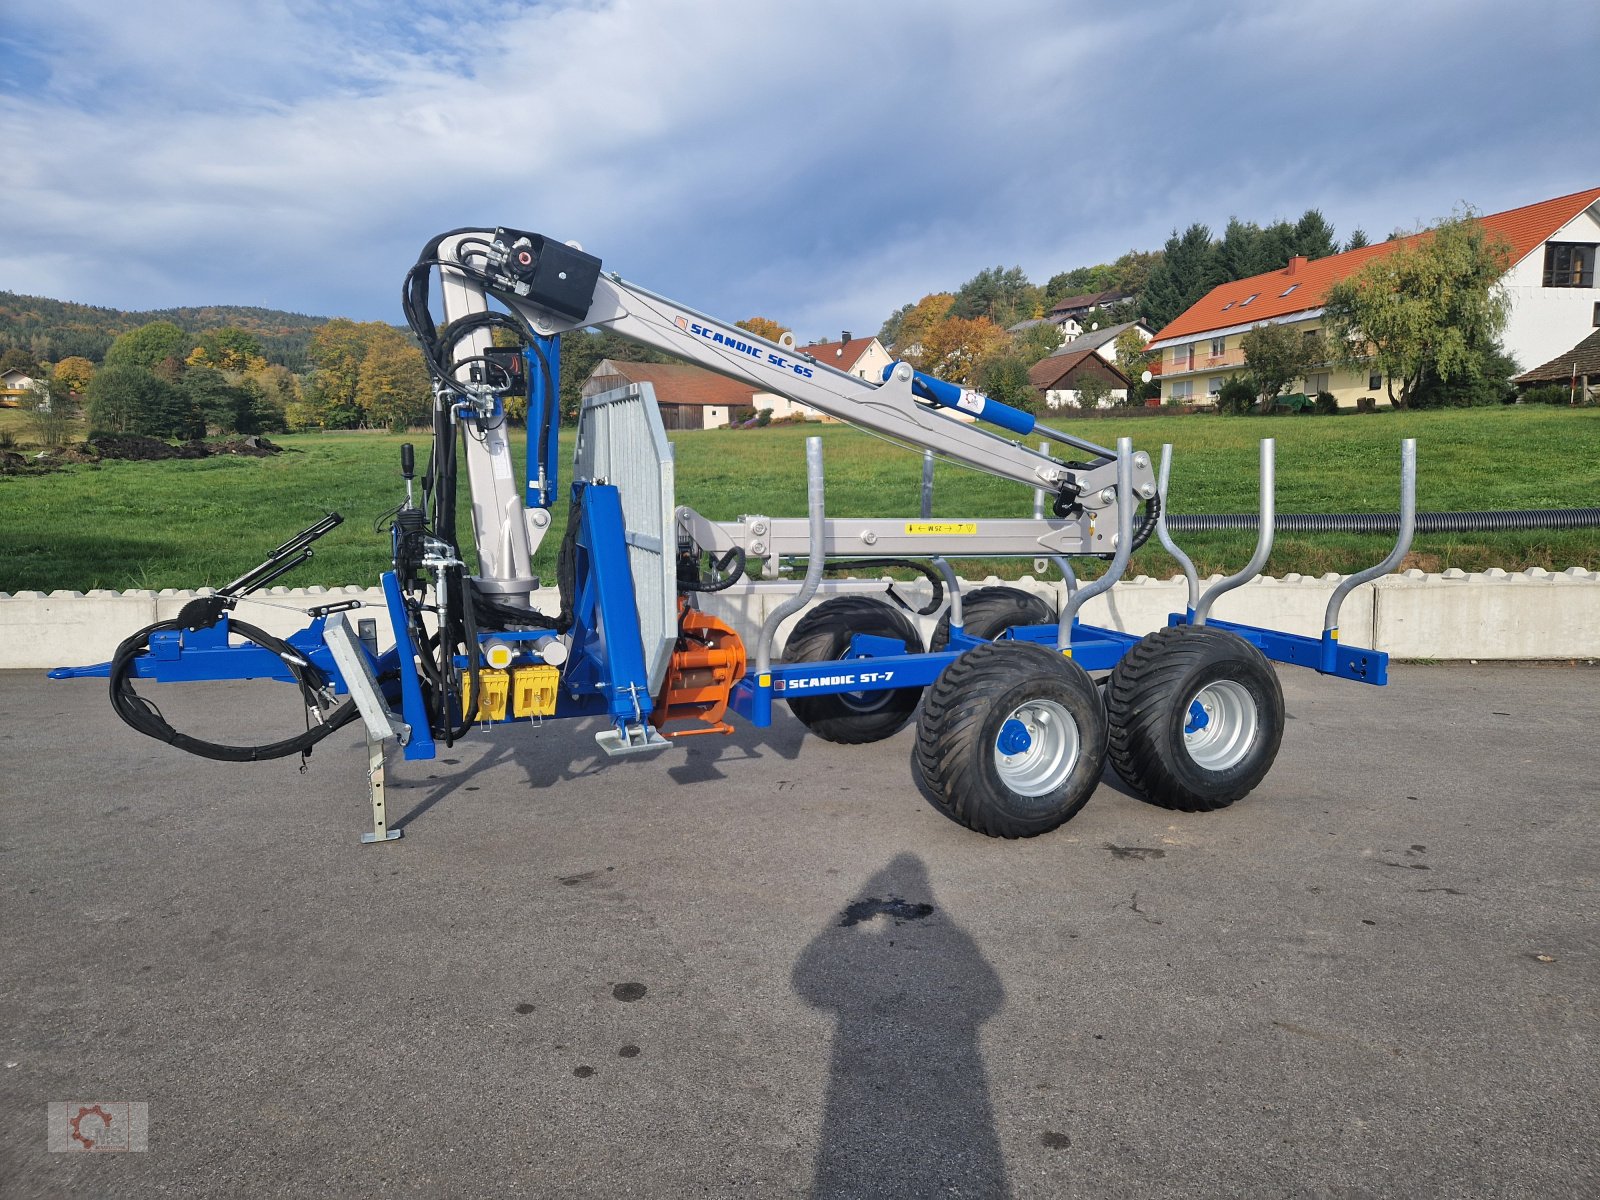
[2,407,1596,595]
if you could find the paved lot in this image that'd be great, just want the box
[1,662,1596,1198]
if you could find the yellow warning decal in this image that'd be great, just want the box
[904,521,978,536]
[758,673,772,688]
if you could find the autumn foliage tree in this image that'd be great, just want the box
[297,319,430,430]
[52,355,95,394]
[355,326,432,430]
[915,317,1011,384]
[735,316,788,342]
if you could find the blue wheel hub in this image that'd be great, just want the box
[1185,699,1209,734]
[997,718,1033,756]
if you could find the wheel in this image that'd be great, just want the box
[929,585,1056,651]
[783,595,925,744]
[914,641,1107,838]
[1104,624,1285,812]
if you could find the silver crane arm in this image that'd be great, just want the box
[420,227,1155,592]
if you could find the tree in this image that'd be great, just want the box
[104,321,190,371]
[736,316,788,342]
[1140,224,1220,328]
[21,379,77,448]
[1344,229,1370,252]
[304,318,370,428]
[1113,328,1156,392]
[949,266,1040,329]
[1240,322,1326,408]
[85,364,198,438]
[1292,209,1338,260]
[1216,377,1256,414]
[355,327,432,431]
[1321,210,1512,409]
[975,354,1037,412]
[52,356,95,394]
[916,316,1011,384]
[1217,218,1270,280]
[181,366,258,433]
[1012,321,1063,365]
[883,293,955,360]
[188,327,266,373]
[1,347,39,376]
[1044,263,1118,308]
[1076,375,1115,409]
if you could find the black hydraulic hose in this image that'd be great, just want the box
[109,618,358,762]
[819,558,946,616]
[1166,508,1600,534]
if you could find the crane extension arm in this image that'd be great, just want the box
[411,227,1156,589]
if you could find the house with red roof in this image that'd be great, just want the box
[582,360,764,430]
[1147,186,1600,408]
[798,334,894,387]
[1027,347,1134,410]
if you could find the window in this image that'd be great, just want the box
[1221,301,1235,312]
[1280,283,1300,298]
[1369,369,1383,390]
[1543,243,1596,288]
[1208,377,1225,396]
[1306,372,1330,395]
[1210,337,1226,357]
[1170,380,1193,400]
[1594,301,1600,327]
[1172,343,1194,370]
[1239,293,1259,307]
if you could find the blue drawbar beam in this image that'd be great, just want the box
[882,364,1037,437]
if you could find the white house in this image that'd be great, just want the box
[1147,185,1600,406]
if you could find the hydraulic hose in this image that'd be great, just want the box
[1165,508,1600,534]
[109,618,358,762]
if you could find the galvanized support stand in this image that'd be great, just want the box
[360,731,402,844]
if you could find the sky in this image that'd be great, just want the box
[1,0,1595,342]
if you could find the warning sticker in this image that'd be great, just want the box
[904,522,979,536]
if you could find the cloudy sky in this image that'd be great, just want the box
[1,0,1594,340]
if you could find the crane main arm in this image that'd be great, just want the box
[412,226,1156,595]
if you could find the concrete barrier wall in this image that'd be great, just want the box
[4,568,1596,671]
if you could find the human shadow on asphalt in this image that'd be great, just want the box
[793,852,1009,1198]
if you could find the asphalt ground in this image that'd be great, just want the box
[1,661,1596,1199]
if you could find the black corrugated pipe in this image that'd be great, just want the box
[1166,508,1600,534]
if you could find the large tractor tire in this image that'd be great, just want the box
[782,595,925,744]
[914,641,1107,838]
[1104,624,1285,812]
[929,585,1056,652]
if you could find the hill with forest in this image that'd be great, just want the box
[0,292,333,371]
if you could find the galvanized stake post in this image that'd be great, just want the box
[360,731,402,844]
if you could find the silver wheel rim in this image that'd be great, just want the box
[1183,679,1258,771]
[993,699,1080,797]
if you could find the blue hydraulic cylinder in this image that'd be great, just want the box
[882,364,1037,437]
[525,334,561,509]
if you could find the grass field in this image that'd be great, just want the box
[2,407,1597,594]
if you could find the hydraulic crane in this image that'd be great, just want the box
[53,225,1416,843]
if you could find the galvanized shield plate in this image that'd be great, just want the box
[573,383,678,693]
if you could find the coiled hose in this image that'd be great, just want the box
[1166,508,1600,534]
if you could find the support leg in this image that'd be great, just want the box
[360,731,403,844]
